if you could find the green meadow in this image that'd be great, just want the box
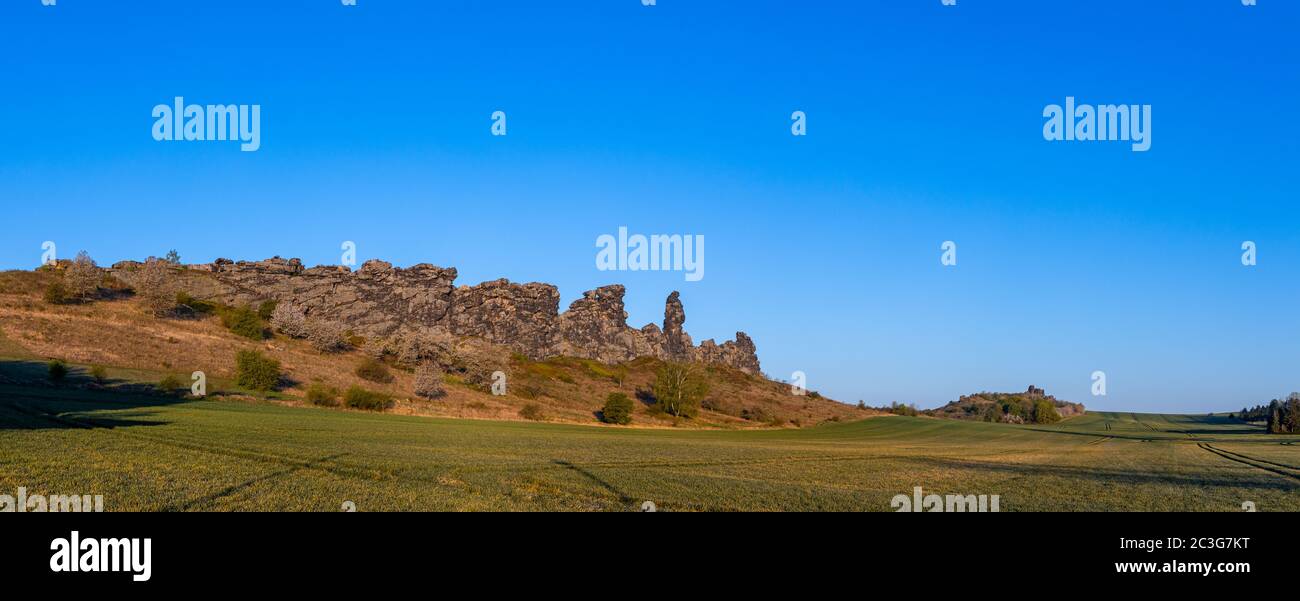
[2,385,1297,511]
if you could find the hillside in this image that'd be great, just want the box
[0,268,868,428]
[926,385,1085,424]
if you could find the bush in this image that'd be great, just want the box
[221,306,268,341]
[306,383,340,407]
[413,363,446,400]
[742,406,783,426]
[1033,400,1062,424]
[235,349,281,391]
[175,292,217,315]
[890,402,919,417]
[306,319,348,353]
[343,386,393,411]
[601,393,633,425]
[257,300,278,321]
[519,403,545,421]
[270,302,308,338]
[89,365,108,384]
[158,374,183,394]
[43,281,70,305]
[65,251,100,300]
[47,359,67,382]
[355,357,393,384]
[652,362,708,418]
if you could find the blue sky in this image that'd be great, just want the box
[1,1,1296,413]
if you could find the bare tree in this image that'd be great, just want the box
[64,251,101,300]
[135,258,176,315]
[413,363,446,400]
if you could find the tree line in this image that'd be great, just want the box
[1233,394,1300,434]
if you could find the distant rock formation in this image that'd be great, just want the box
[111,256,761,373]
[927,385,1085,423]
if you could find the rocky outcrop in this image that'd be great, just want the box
[661,292,692,361]
[450,279,560,358]
[116,256,761,373]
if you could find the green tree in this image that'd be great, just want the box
[652,362,708,418]
[601,392,634,425]
[1033,400,1061,424]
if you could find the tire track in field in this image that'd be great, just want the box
[1200,443,1300,472]
[1197,443,1300,481]
[163,453,349,512]
[1086,436,1112,446]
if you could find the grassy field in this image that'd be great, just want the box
[2,384,1297,511]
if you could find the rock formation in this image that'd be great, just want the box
[111,256,761,373]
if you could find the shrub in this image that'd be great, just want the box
[1033,400,1062,424]
[65,251,100,300]
[344,386,393,411]
[270,302,308,337]
[158,374,183,394]
[355,357,393,384]
[890,402,919,417]
[652,362,708,418]
[175,292,216,315]
[306,383,340,407]
[517,381,543,400]
[519,403,545,421]
[306,319,349,353]
[163,249,181,265]
[221,306,268,340]
[257,300,278,321]
[413,363,446,400]
[601,392,633,425]
[47,359,67,382]
[89,365,108,384]
[43,281,70,305]
[742,406,774,423]
[235,350,281,391]
[135,258,177,315]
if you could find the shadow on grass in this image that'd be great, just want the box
[552,459,634,506]
[0,360,189,431]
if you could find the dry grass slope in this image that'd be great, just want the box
[0,270,868,428]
